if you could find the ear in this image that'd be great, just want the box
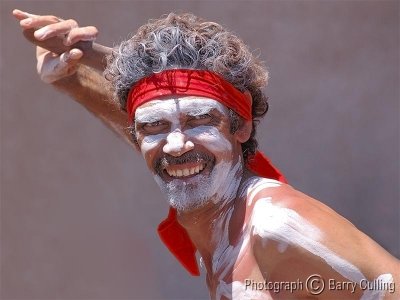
[127,126,142,152]
[234,119,252,143]
[234,90,253,143]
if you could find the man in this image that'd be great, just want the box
[13,9,399,299]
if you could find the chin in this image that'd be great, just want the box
[153,158,243,211]
[169,196,210,212]
[154,173,213,211]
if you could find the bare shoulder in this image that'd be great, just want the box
[243,176,399,299]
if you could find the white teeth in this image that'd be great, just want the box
[166,163,206,178]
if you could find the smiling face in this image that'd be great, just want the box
[134,96,247,211]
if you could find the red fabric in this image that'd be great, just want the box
[247,151,287,184]
[126,69,286,276]
[157,207,200,276]
[127,69,252,122]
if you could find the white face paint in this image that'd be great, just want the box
[135,96,244,211]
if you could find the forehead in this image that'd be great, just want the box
[134,96,229,122]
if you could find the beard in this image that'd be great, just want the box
[153,154,243,211]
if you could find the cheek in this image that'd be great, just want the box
[139,133,166,159]
[185,126,232,154]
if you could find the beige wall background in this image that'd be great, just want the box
[1,0,398,299]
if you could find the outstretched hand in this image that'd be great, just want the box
[13,9,99,83]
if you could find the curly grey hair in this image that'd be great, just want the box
[104,12,269,162]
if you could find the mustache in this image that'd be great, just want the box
[154,152,214,174]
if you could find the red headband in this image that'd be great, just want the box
[127,69,252,122]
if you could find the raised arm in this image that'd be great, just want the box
[12,9,134,146]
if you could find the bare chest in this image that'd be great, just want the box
[207,240,272,300]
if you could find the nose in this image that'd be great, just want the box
[163,130,194,157]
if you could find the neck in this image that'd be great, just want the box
[176,166,253,276]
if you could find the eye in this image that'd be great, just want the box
[188,114,213,127]
[141,121,169,134]
[194,114,211,120]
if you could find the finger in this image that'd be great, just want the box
[65,48,84,62]
[37,47,83,64]
[19,15,63,29]
[65,26,98,46]
[56,50,82,76]
[34,19,78,41]
[12,9,39,21]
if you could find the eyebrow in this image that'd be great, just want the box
[186,106,214,117]
[134,114,162,123]
[134,106,175,123]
